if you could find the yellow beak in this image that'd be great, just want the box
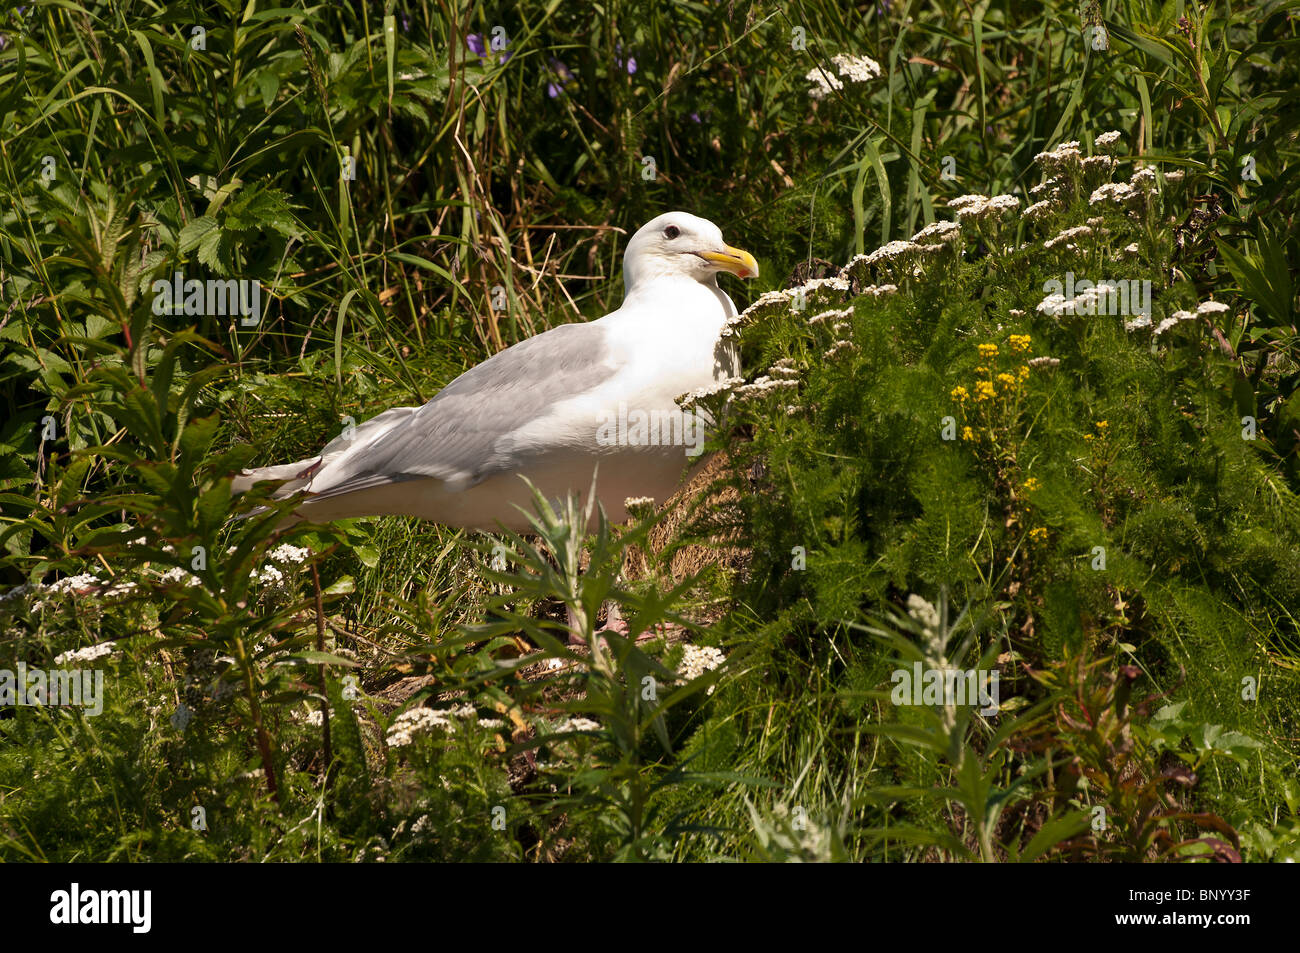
[699,245,760,279]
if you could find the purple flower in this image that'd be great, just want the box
[399,14,410,33]
[614,43,637,75]
[466,33,486,57]
[547,58,574,97]
[690,112,701,124]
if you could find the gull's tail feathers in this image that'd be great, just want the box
[230,406,418,497]
[230,458,323,497]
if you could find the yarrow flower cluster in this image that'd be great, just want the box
[1089,182,1139,206]
[1037,281,1133,319]
[1095,130,1123,151]
[733,375,801,402]
[1154,311,1196,336]
[623,495,657,517]
[678,644,726,694]
[805,53,882,99]
[252,543,311,587]
[807,307,853,327]
[855,283,898,298]
[1044,224,1093,250]
[45,573,99,596]
[949,193,988,212]
[946,193,1021,224]
[862,240,922,265]
[730,289,794,327]
[269,543,310,564]
[1033,141,1082,170]
[16,572,143,611]
[1129,166,1159,188]
[792,276,851,300]
[386,703,477,747]
[1023,200,1054,222]
[293,708,325,728]
[53,642,118,665]
[844,239,941,285]
[906,594,941,636]
[1080,155,1115,175]
[805,66,843,99]
[553,716,601,734]
[677,376,744,409]
[912,220,962,244]
[1147,300,1230,338]
[823,340,858,361]
[832,53,882,82]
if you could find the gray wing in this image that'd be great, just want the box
[306,321,617,498]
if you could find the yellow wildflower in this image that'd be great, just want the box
[996,372,1017,389]
[977,343,999,358]
[961,426,975,442]
[951,385,969,402]
[1084,433,1094,441]
[1023,477,1041,491]
[1095,420,1108,430]
[974,365,989,374]
[1018,365,1030,381]
[1029,527,1048,542]
[975,381,996,401]
[1008,334,1032,353]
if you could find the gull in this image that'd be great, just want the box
[232,211,759,534]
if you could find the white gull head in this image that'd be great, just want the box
[622,211,759,294]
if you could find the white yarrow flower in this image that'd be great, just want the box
[1095,130,1122,151]
[805,66,844,100]
[831,53,883,82]
[269,543,310,565]
[911,220,962,243]
[906,594,941,635]
[1044,225,1093,249]
[54,642,118,665]
[1090,182,1138,205]
[1023,200,1054,221]
[678,644,726,694]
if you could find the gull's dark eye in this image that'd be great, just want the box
[663,224,680,240]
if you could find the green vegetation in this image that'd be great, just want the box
[1,0,1297,861]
